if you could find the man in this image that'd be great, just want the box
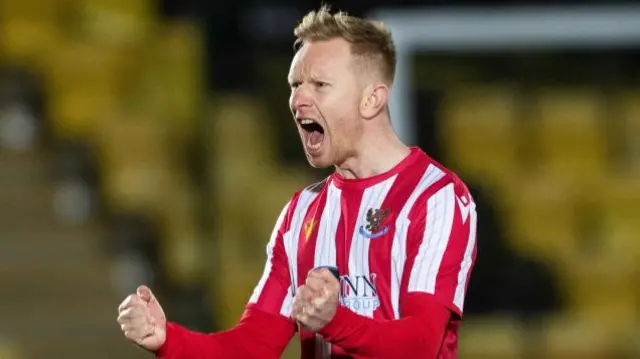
[117,6,477,359]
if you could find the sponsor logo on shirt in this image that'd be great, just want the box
[339,273,380,311]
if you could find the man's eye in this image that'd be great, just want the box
[315,81,328,88]
[290,82,301,89]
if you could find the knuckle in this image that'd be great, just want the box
[307,278,318,287]
[119,294,138,309]
[120,307,135,318]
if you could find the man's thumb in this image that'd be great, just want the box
[137,285,155,303]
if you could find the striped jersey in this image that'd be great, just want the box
[247,147,478,358]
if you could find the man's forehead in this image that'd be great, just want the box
[289,39,353,78]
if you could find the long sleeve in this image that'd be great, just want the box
[318,294,451,358]
[319,181,478,359]
[157,308,295,359]
[156,198,300,359]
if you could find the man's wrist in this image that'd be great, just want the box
[155,322,180,358]
[317,305,355,342]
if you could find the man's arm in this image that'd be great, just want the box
[156,199,299,359]
[318,182,478,359]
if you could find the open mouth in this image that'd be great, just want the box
[298,118,325,152]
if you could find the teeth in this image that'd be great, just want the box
[300,118,315,125]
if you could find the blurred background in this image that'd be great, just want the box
[0,0,638,358]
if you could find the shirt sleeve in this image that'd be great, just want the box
[157,308,295,359]
[318,296,451,359]
[155,199,298,359]
[402,181,478,317]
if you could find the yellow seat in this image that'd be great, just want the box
[616,91,640,169]
[562,264,636,335]
[531,88,607,184]
[439,85,522,190]
[94,111,176,214]
[73,0,156,45]
[208,95,311,228]
[42,41,129,140]
[0,20,61,68]
[458,316,524,359]
[541,316,624,359]
[0,0,62,67]
[158,181,204,287]
[208,95,280,207]
[154,21,203,121]
[132,21,204,144]
[0,342,22,359]
[0,0,59,18]
[99,154,176,215]
[596,175,640,267]
[503,174,580,264]
[554,175,639,339]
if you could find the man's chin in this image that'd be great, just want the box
[306,152,333,169]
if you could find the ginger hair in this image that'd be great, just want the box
[293,5,397,84]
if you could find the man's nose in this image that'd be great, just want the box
[291,87,313,112]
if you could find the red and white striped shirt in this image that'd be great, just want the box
[247,147,478,358]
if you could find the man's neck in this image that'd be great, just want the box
[334,130,411,180]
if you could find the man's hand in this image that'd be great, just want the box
[117,285,167,351]
[292,268,340,332]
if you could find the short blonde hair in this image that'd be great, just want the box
[294,5,396,84]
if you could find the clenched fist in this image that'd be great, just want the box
[117,285,167,351]
[292,268,340,332]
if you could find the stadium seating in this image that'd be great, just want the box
[130,20,204,146]
[94,110,177,214]
[0,0,210,355]
[440,84,638,357]
[530,88,608,186]
[0,0,61,68]
[42,41,129,141]
[542,315,625,359]
[597,174,640,268]
[438,84,522,191]
[457,316,524,358]
[501,172,580,264]
[207,95,311,329]
[0,151,142,359]
[0,342,22,359]
[158,180,205,287]
[617,90,640,169]
[73,0,156,45]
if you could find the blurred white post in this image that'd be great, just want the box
[369,5,640,146]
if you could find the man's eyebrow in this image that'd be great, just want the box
[287,77,300,85]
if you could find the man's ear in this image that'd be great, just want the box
[360,83,389,119]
